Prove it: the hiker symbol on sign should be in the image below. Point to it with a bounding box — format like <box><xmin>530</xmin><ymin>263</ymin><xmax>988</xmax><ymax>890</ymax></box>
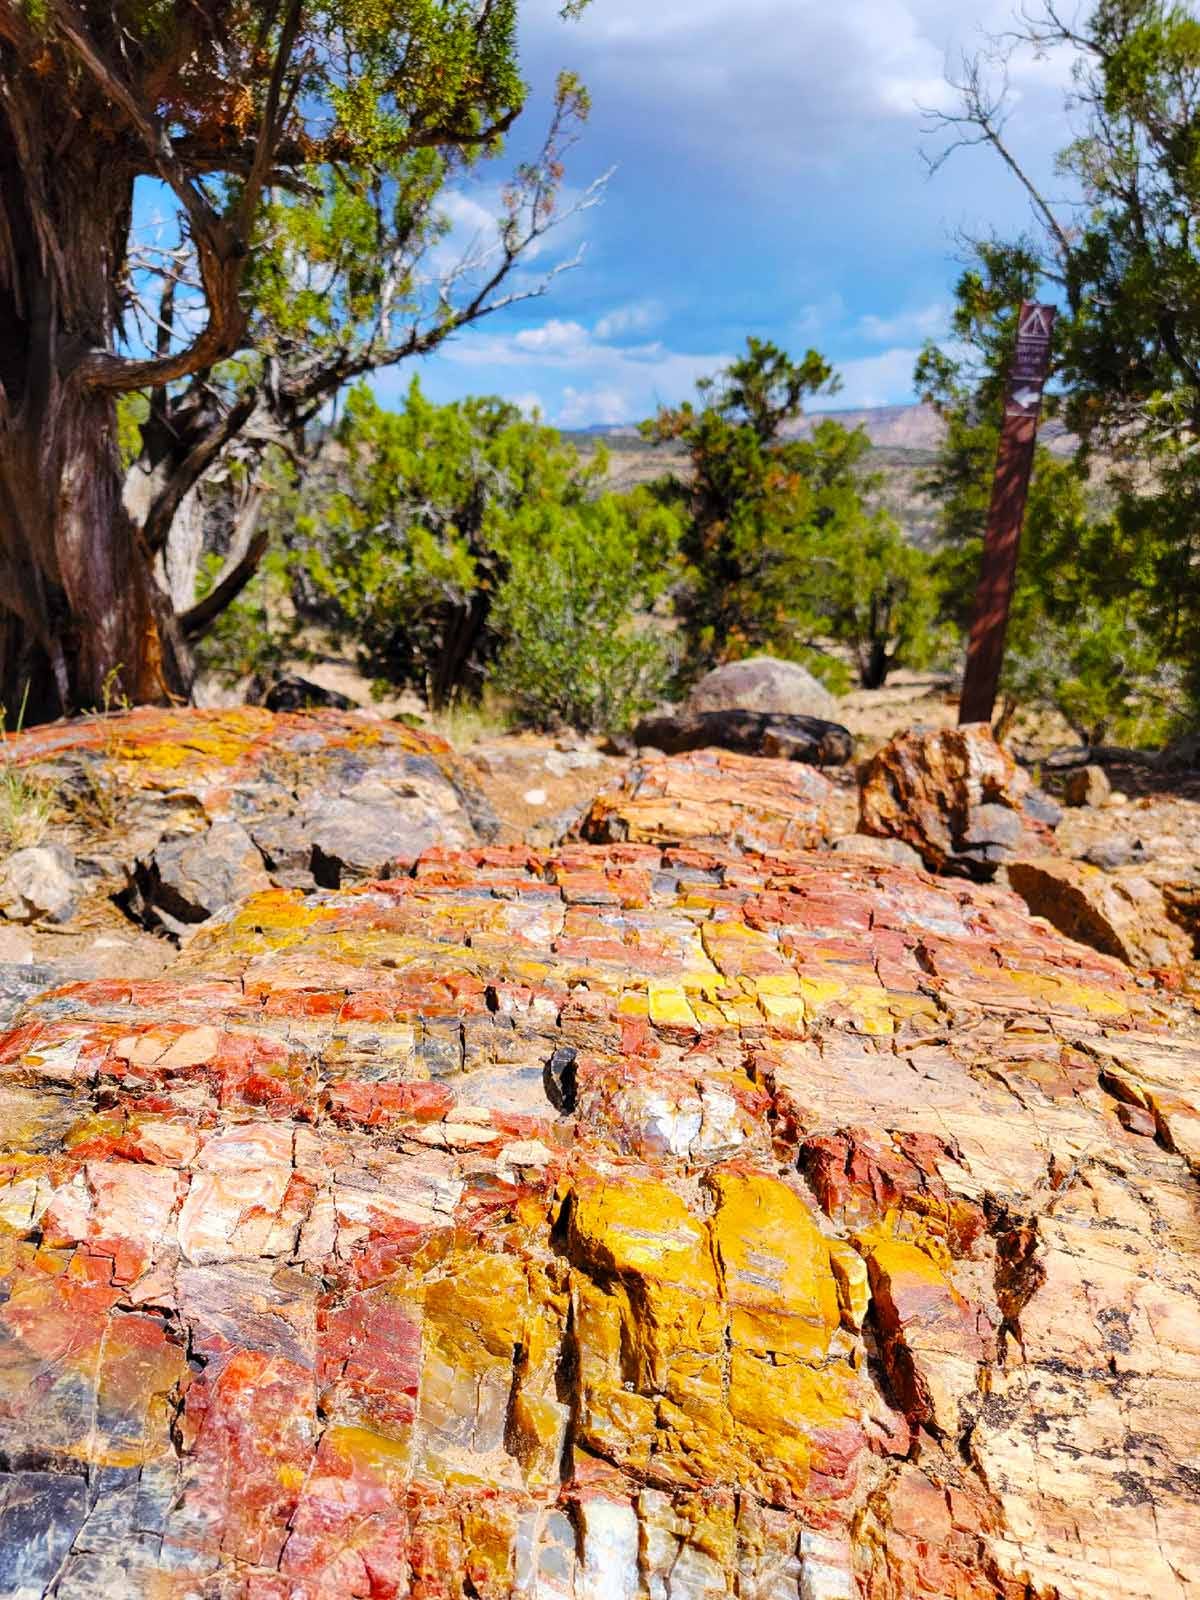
<box><xmin>1018</xmin><ymin>305</ymin><xmax>1054</xmax><ymax>341</ymax></box>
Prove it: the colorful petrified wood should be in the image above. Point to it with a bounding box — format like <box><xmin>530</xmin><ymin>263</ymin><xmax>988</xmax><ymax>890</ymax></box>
<box><xmin>0</xmin><ymin>842</ymin><xmax>1198</xmax><ymax>1598</ymax></box>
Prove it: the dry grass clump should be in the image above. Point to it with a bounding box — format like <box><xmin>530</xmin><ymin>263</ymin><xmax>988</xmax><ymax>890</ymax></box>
<box><xmin>0</xmin><ymin>765</ymin><xmax>55</xmax><ymax>851</ymax></box>
<box><xmin>425</xmin><ymin>696</ymin><xmax>510</xmax><ymax>750</ymax></box>
<box><xmin>0</xmin><ymin>686</ymin><xmax>57</xmax><ymax>850</ymax></box>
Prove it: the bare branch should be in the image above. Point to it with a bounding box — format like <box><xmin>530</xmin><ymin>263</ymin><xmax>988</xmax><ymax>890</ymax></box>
<box><xmin>922</xmin><ymin>51</ymin><xmax>1074</xmax><ymax>266</ymax></box>
<box><xmin>47</xmin><ymin>0</ymin><xmax>306</xmax><ymax>393</ymax></box>
<box><xmin>180</xmin><ymin>518</ymin><xmax>270</xmax><ymax>642</ymax></box>
<box><xmin>144</xmin><ymin>391</ymin><xmax>260</xmax><ymax>556</ymax></box>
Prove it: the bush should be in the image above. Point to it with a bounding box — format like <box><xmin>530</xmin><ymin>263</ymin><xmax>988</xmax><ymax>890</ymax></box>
<box><xmin>492</xmin><ymin>494</ymin><xmax>677</xmax><ymax>732</ymax></box>
<box><xmin>301</xmin><ymin>380</ymin><xmax>606</xmax><ymax>707</ymax></box>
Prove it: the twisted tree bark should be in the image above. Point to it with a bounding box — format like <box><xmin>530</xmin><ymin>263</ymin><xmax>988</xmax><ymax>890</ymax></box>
<box><xmin>0</xmin><ymin>87</ymin><xmax>190</xmax><ymax>720</ymax></box>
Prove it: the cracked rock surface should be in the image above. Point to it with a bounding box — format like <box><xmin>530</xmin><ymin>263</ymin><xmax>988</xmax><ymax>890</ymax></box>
<box><xmin>0</xmin><ymin>741</ymin><xmax>1197</xmax><ymax>1600</ymax></box>
<box><xmin>9</xmin><ymin>706</ymin><xmax>496</xmax><ymax>910</ymax></box>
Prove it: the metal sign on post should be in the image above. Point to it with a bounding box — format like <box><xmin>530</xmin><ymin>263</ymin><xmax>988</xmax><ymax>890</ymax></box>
<box><xmin>958</xmin><ymin>301</ymin><xmax>1057</xmax><ymax>727</ymax></box>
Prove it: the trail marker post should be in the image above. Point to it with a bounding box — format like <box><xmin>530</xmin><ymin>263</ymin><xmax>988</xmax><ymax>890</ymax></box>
<box><xmin>958</xmin><ymin>301</ymin><xmax>1057</xmax><ymax>727</ymax></box>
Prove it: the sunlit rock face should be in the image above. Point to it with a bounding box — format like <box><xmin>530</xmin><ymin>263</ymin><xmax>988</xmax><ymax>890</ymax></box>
<box><xmin>581</xmin><ymin>748</ymin><xmax>836</xmax><ymax>853</ymax></box>
<box><xmin>0</xmin><ymin>836</ymin><xmax>1198</xmax><ymax>1598</ymax></box>
<box><xmin>7</xmin><ymin>705</ymin><xmax>496</xmax><ymax>898</ymax></box>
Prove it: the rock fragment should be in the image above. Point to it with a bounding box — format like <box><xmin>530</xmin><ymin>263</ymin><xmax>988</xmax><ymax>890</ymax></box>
<box><xmin>0</xmin><ymin>844</ymin><xmax>80</xmax><ymax>923</ymax></box>
<box><xmin>581</xmin><ymin>748</ymin><xmax>834</xmax><ymax>852</ymax></box>
<box><xmin>832</xmin><ymin>833</ymin><xmax>924</xmax><ymax>870</ymax></box>
<box><xmin>1064</xmin><ymin>763</ymin><xmax>1113</xmax><ymax>807</ymax></box>
<box><xmin>1008</xmin><ymin>855</ymin><xmax>1197</xmax><ymax>971</ymax></box>
<box><xmin>858</xmin><ymin>723</ymin><xmax>1060</xmax><ymax>878</ymax></box>
<box><xmin>133</xmin><ymin>821</ymin><xmax>272</xmax><ymax>934</ymax></box>
<box><xmin>634</xmin><ymin>709</ymin><xmax>852</xmax><ymax>766</ymax></box>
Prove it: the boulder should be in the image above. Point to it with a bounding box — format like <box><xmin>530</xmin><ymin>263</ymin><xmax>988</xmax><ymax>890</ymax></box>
<box><xmin>0</xmin><ymin>845</ymin><xmax>80</xmax><ymax>923</ymax></box>
<box><xmin>685</xmin><ymin>655</ymin><xmax>840</xmax><ymax>721</ymax></box>
<box><xmin>580</xmin><ymin>748</ymin><xmax>834</xmax><ymax>852</ymax></box>
<box><xmin>859</xmin><ymin>723</ymin><xmax>1060</xmax><ymax>878</ymax></box>
<box><xmin>2</xmin><ymin>706</ymin><xmax>496</xmax><ymax>892</ymax></box>
<box><xmin>260</xmin><ymin>674</ymin><xmax>357</xmax><ymax>712</ymax></box>
<box><xmin>1064</xmin><ymin>763</ymin><xmax>1112</xmax><ymax>808</ymax></box>
<box><xmin>0</xmin><ymin>842</ymin><xmax>1195</xmax><ymax>1599</ymax></box>
<box><xmin>634</xmin><ymin>708</ymin><xmax>852</xmax><ymax>766</ymax></box>
<box><xmin>133</xmin><ymin>822</ymin><xmax>273</xmax><ymax>935</ymax></box>
<box><xmin>1009</xmin><ymin>855</ymin><xmax>1198</xmax><ymax>972</ymax></box>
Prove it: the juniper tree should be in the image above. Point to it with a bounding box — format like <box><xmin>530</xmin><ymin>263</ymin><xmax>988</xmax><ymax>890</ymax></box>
<box><xmin>0</xmin><ymin>0</ymin><xmax>593</xmax><ymax>717</ymax></box>
<box><xmin>922</xmin><ymin>0</ymin><xmax>1200</xmax><ymax>734</ymax></box>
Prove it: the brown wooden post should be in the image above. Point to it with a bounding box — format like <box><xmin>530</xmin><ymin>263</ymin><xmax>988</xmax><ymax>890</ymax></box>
<box><xmin>958</xmin><ymin>302</ymin><xmax>1057</xmax><ymax>727</ymax></box>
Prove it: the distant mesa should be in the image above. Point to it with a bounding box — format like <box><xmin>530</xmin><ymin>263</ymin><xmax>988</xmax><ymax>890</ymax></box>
<box><xmin>568</xmin><ymin>400</ymin><xmax>1074</xmax><ymax>455</ymax></box>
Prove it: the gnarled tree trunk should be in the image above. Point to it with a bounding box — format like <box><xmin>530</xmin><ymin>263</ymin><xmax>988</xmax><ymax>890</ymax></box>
<box><xmin>0</xmin><ymin>84</ymin><xmax>191</xmax><ymax>723</ymax></box>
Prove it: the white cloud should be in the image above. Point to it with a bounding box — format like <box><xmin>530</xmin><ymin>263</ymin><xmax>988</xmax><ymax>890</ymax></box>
<box><xmin>595</xmin><ymin>300</ymin><xmax>665</xmax><ymax>340</ymax></box>
<box><xmin>513</xmin><ymin>319</ymin><xmax>592</xmax><ymax>356</ymax></box>
<box><xmin>558</xmin><ymin>385</ymin><xmax>634</xmax><ymax>427</ymax></box>
<box><xmin>857</xmin><ymin>302</ymin><xmax>949</xmax><ymax>345</ymax></box>
<box><xmin>507</xmin><ymin>391</ymin><xmax>547</xmax><ymax>419</ymax></box>
<box><xmin>433</xmin><ymin>312</ymin><xmax>727</xmax><ymax>426</ymax></box>
<box><xmin>834</xmin><ymin>347</ymin><xmax>924</xmax><ymax>408</ymax></box>
<box><xmin>523</xmin><ymin>0</ymin><xmax>1076</xmax><ymax>194</ymax></box>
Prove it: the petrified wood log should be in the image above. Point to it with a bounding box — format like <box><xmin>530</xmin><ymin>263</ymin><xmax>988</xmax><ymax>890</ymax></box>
<box><xmin>859</xmin><ymin>722</ymin><xmax>1060</xmax><ymax>878</ymax></box>
<box><xmin>0</xmin><ymin>837</ymin><xmax>1197</xmax><ymax>1597</ymax></box>
<box><xmin>581</xmin><ymin>747</ymin><xmax>835</xmax><ymax>852</ymax></box>
<box><xmin>634</xmin><ymin>708</ymin><xmax>854</xmax><ymax>766</ymax></box>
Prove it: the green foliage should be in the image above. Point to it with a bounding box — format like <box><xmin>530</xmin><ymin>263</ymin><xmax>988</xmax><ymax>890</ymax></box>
<box><xmin>194</xmin><ymin>548</ymin><xmax>300</xmax><ymax>686</ymax></box>
<box><xmin>921</xmin><ymin>0</ymin><xmax>1200</xmax><ymax>740</ymax></box>
<box><xmin>304</xmin><ymin>380</ymin><xmax>601</xmax><ymax>704</ymax></box>
<box><xmin>1003</xmin><ymin>457</ymin><xmax>1181</xmax><ymax>745</ymax></box>
<box><xmin>492</xmin><ymin>494</ymin><xmax>677</xmax><ymax>732</ymax></box>
<box><xmin>299</xmin><ymin>381</ymin><xmax>681</xmax><ymax>727</ymax></box>
<box><xmin>0</xmin><ymin>684</ymin><xmax>54</xmax><ymax>849</ymax></box>
<box><xmin>817</xmin><ymin>514</ymin><xmax>950</xmax><ymax>691</ymax></box>
<box><xmin>915</xmin><ymin>252</ymin><xmax>1178</xmax><ymax>742</ymax></box>
<box><xmin>645</xmin><ymin>338</ymin><xmax>942</xmax><ymax>689</ymax></box>
<box><xmin>116</xmin><ymin>394</ymin><xmax>149</xmax><ymax>473</ymax></box>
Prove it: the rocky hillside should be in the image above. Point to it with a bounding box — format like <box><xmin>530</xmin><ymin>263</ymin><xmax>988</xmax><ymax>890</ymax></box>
<box><xmin>575</xmin><ymin>402</ymin><xmax>1075</xmax><ymax>546</ymax></box>
<box><xmin>0</xmin><ymin>707</ymin><xmax>1197</xmax><ymax>1599</ymax></box>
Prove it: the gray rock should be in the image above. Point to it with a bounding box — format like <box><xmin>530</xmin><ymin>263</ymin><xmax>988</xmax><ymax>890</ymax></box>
<box><xmin>634</xmin><ymin>709</ymin><xmax>852</xmax><ymax>767</ymax></box>
<box><xmin>1084</xmin><ymin>838</ymin><xmax>1147</xmax><ymax>871</ymax></box>
<box><xmin>0</xmin><ymin>844</ymin><xmax>81</xmax><ymax>923</ymax></box>
<box><xmin>1024</xmin><ymin>787</ymin><xmax>1064</xmax><ymax>827</ymax></box>
<box><xmin>304</xmin><ymin>796</ymin><xmax>456</xmax><ymax>885</ymax></box>
<box><xmin>544</xmin><ymin>747</ymin><xmax>605</xmax><ymax>777</ymax></box>
<box><xmin>261</xmin><ymin>674</ymin><xmax>357</xmax><ymax>712</ymax></box>
<box><xmin>0</xmin><ymin>962</ymin><xmax>65</xmax><ymax>1025</ymax></box>
<box><xmin>0</xmin><ymin>1472</ymin><xmax>90</xmax><ymax>1598</ymax></box>
<box><xmin>250</xmin><ymin>814</ymin><xmax>318</xmax><ymax>891</ymax></box>
<box><xmin>295</xmin><ymin>759</ymin><xmax>480</xmax><ymax>886</ymax></box>
<box><xmin>134</xmin><ymin>822</ymin><xmax>272</xmax><ymax>934</ymax></box>
<box><xmin>1064</xmin><ymin>764</ymin><xmax>1112</xmax><ymax>808</ymax></box>
<box><xmin>832</xmin><ymin>834</ymin><xmax>925</xmax><ymax>870</ymax></box>
<box><xmin>959</xmin><ymin>803</ymin><xmax>1027</xmax><ymax>852</ymax></box>
<box><xmin>686</xmin><ymin>657</ymin><xmax>839</xmax><ymax>722</ymax></box>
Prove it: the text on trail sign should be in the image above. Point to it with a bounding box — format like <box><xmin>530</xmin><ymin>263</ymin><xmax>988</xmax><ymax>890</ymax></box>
<box><xmin>1006</xmin><ymin>382</ymin><xmax>1044</xmax><ymax>417</ymax></box>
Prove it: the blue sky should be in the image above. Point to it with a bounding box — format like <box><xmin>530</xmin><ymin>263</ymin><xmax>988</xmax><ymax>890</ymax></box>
<box><xmin>398</xmin><ymin>0</ymin><xmax>1078</xmax><ymax>427</ymax></box>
